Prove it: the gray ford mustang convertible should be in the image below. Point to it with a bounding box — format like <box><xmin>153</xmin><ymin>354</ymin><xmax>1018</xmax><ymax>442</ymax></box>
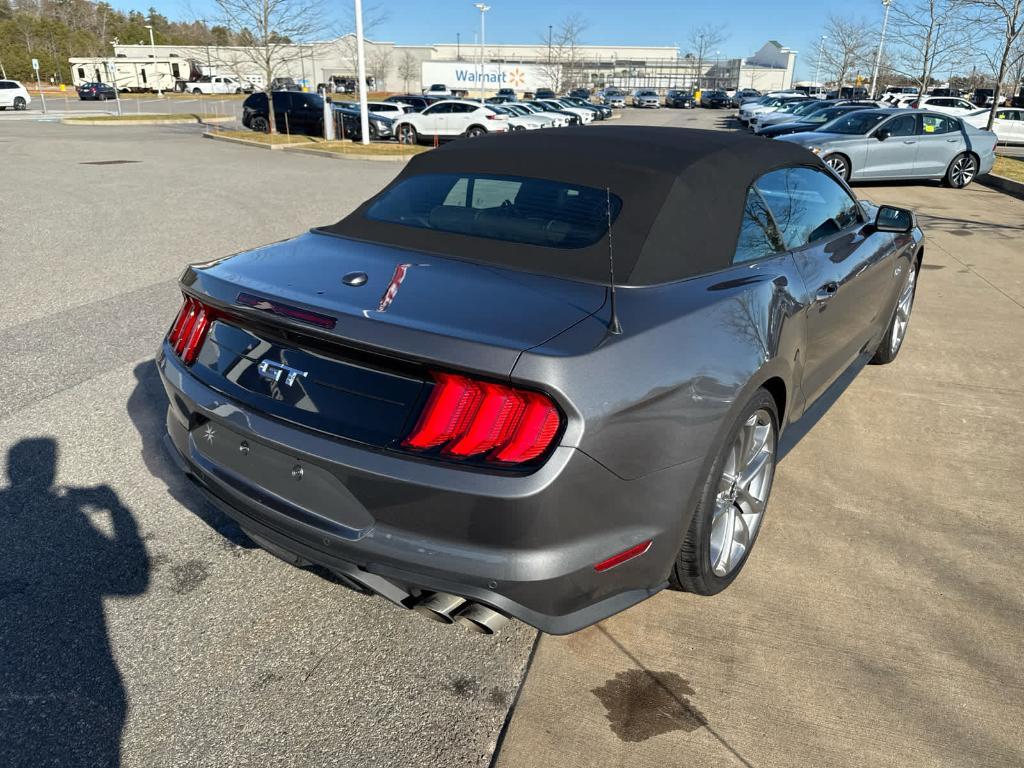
<box><xmin>158</xmin><ymin>127</ymin><xmax>924</xmax><ymax>635</ymax></box>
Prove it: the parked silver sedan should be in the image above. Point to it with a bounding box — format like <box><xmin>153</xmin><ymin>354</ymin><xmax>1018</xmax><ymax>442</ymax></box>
<box><xmin>776</xmin><ymin>109</ymin><xmax>996</xmax><ymax>187</ymax></box>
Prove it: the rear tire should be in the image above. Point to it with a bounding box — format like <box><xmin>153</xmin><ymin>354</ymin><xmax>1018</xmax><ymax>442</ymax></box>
<box><xmin>670</xmin><ymin>389</ymin><xmax>779</xmax><ymax>595</ymax></box>
<box><xmin>465</xmin><ymin>125</ymin><xmax>486</xmax><ymax>138</ymax></box>
<box><xmin>192</xmin><ymin>88</ymin><xmax>202</xmax><ymax>95</ymax></box>
<box><xmin>945</xmin><ymin>152</ymin><xmax>977</xmax><ymax>188</ymax></box>
<box><xmin>397</xmin><ymin>124</ymin><xmax>418</xmax><ymax>144</ymax></box>
<box><xmin>13</xmin><ymin>97</ymin><xmax>26</xmax><ymax>111</ymax></box>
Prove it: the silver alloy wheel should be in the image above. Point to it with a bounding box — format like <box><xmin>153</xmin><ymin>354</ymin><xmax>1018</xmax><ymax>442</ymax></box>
<box><xmin>709</xmin><ymin>409</ymin><xmax>775</xmax><ymax>577</ymax></box>
<box><xmin>950</xmin><ymin>154</ymin><xmax>976</xmax><ymax>187</ymax></box>
<box><xmin>398</xmin><ymin>124</ymin><xmax>416</xmax><ymax>144</ymax></box>
<box><xmin>824</xmin><ymin>154</ymin><xmax>849</xmax><ymax>179</ymax></box>
<box><xmin>890</xmin><ymin>266</ymin><xmax>917</xmax><ymax>354</ymax></box>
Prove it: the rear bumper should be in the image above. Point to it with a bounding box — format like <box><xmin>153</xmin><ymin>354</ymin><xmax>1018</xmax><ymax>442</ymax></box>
<box><xmin>158</xmin><ymin>347</ymin><xmax>698</xmax><ymax>634</ymax></box>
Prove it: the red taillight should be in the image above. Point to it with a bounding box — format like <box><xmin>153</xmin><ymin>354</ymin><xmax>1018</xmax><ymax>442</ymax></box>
<box><xmin>910</xmin><ymin>101</ymin><xmax>919</xmax><ymax>108</ymax></box>
<box><xmin>403</xmin><ymin>372</ymin><xmax>562</xmax><ymax>466</ymax></box>
<box><xmin>167</xmin><ymin>295</ymin><xmax>215</xmax><ymax>365</ymax></box>
<box><xmin>594</xmin><ymin>540</ymin><xmax>653</xmax><ymax>572</ymax></box>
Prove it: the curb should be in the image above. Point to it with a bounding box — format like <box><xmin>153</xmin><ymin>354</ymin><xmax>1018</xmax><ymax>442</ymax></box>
<box><xmin>202</xmin><ymin>131</ymin><xmax>282</xmax><ymax>149</ymax></box>
<box><xmin>978</xmin><ymin>173</ymin><xmax>1024</xmax><ymax>201</ymax></box>
<box><xmin>281</xmin><ymin>144</ymin><xmax>415</xmax><ymax>162</ymax></box>
<box><xmin>203</xmin><ymin>131</ymin><xmax>421</xmax><ymax>161</ymax></box>
<box><xmin>63</xmin><ymin>115</ymin><xmax>234</xmax><ymax>126</ymax></box>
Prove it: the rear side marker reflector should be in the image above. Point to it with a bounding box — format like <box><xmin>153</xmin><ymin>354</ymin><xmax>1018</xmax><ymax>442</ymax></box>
<box><xmin>594</xmin><ymin>540</ymin><xmax>653</xmax><ymax>572</ymax></box>
<box><xmin>403</xmin><ymin>372</ymin><xmax>562</xmax><ymax>466</ymax></box>
<box><xmin>167</xmin><ymin>296</ymin><xmax>216</xmax><ymax>365</ymax></box>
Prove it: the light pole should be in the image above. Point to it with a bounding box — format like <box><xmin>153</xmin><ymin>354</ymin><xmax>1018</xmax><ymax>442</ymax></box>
<box><xmin>869</xmin><ymin>0</ymin><xmax>893</xmax><ymax>100</ymax></box>
<box><xmin>354</xmin><ymin>0</ymin><xmax>370</xmax><ymax>144</ymax></box>
<box><xmin>145</xmin><ymin>23</ymin><xmax>162</xmax><ymax>95</ymax></box>
<box><xmin>457</xmin><ymin>33</ymin><xmax>461</xmax><ymax>61</ymax></box>
<box><xmin>814</xmin><ymin>35</ymin><xmax>827</xmax><ymax>92</ymax></box>
<box><xmin>474</xmin><ymin>3</ymin><xmax>490</xmax><ymax>101</ymax></box>
<box><xmin>548</xmin><ymin>24</ymin><xmax>552</xmax><ymax>64</ymax></box>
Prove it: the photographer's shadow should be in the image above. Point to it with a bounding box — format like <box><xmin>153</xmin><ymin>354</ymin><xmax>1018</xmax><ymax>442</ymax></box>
<box><xmin>0</xmin><ymin>438</ymin><xmax>149</xmax><ymax>767</ymax></box>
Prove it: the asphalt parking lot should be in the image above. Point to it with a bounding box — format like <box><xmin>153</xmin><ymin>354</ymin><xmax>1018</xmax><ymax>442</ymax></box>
<box><xmin>2</xmin><ymin>105</ymin><xmax>1022</xmax><ymax>767</ymax></box>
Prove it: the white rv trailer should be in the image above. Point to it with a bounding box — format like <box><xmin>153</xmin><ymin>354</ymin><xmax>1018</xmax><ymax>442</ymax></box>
<box><xmin>69</xmin><ymin>56</ymin><xmax>185</xmax><ymax>92</ymax></box>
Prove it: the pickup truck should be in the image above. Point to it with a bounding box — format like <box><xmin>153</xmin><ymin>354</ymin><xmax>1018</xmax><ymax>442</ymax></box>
<box><xmin>423</xmin><ymin>83</ymin><xmax>469</xmax><ymax>99</ymax></box>
<box><xmin>187</xmin><ymin>76</ymin><xmax>248</xmax><ymax>95</ymax></box>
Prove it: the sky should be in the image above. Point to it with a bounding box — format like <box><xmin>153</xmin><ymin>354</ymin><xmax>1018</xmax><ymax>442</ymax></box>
<box><xmin>108</xmin><ymin>0</ymin><xmax>890</xmax><ymax>81</ymax></box>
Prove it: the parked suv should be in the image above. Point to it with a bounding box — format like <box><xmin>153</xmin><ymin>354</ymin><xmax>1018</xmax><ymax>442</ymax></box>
<box><xmin>632</xmin><ymin>89</ymin><xmax>660</xmax><ymax>108</ymax></box>
<box><xmin>242</xmin><ymin>91</ymin><xmax>393</xmax><ymax>139</ymax></box>
<box><xmin>0</xmin><ymin>79</ymin><xmax>31</xmax><ymax>110</ymax></box>
<box><xmin>534</xmin><ymin>88</ymin><xmax>556</xmax><ymax>99</ymax></box>
<box><xmin>665</xmin><ymin>89</ymin><xmax>695</xmax><ymax>108</ymax></box>
<box><xmin>393</xmin><ymin>99</ymin><xmax>509</xmax><ymax>144</ymax></box>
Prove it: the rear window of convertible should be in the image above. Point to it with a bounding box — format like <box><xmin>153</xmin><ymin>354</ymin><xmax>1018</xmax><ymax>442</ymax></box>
<box><xmin>365</xmin><ymin>173</ymin><xmax>622</xmax><ymax>249</ymax></box>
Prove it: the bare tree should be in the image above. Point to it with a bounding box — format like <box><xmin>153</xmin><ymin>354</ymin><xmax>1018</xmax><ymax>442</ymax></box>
<box><xmin>397</xmin><ymin>49</ymin><xmax>418</xmax><ymax>92</ymax></box>
<box><xmin>332</xmin><ymin>2</ymin><xmax>387</xmax><ymax>84</ymax></box>
<box><xmin>888</xmin><ymin>0</ymin><xmax>975</xmax><ymax>92</ymax></box>
<box><xmin>210</xmin><ymin>0</ymin><xmax>323</xmax><ymax>132</ymax></box>
<box><xmin>367</xmin><ymin>45</ymin><xmax>390</xmax><ymax>91</ymax></box>
<box><xmin>970</xmin><ymin>0</ymin><xmax>1024</xmax><ymax>126</ymax></box>
<box><xmin>538</xmin><ymin>13</ymin><xmax>588</xmax><ymax>92</ymax></box>
<box><xmin>820</xmin><ymin>15</ymin><xmax>874</xmax><ymax>89</ymax></box>
<box><xmin>686</xmin><ymin>23</ymin><xmax>728</xmax><ymax>89</ymax></box>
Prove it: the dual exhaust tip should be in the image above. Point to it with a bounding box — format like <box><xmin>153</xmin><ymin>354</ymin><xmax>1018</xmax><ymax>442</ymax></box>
<box><xmin>413</xmin><ymin>592</ymin><xmax>510</xmax><ymax>635</ymax></box>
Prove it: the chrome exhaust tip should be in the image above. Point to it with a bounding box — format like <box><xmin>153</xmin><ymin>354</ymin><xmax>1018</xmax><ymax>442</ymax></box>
<box><xmin>455</xmin><ymin>603</ymin><xmax>510</xmax><ymax>635</ymax></box>
<box><xmin>412</xmin><ymin>592</ymin><xmax>466</xmax><ymax>624</ymax></box>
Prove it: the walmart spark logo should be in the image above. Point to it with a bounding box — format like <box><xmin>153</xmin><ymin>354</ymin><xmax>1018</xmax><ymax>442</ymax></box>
<box><xmin>507</xmin><ymin>67</ymin><xmax>526</xmax><ymax>87</ymax></box>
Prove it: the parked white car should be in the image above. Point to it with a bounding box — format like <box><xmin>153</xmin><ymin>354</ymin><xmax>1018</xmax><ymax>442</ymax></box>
<box><xmin>909</xmin><ymin>95</ymin><xmax>977</xmax><ymax>116</ymax></box>
<box><xmin>362</xmin><ymin>101</ymin><xmax>414</xmax><ymax>117</ymax></box>
<box><xmin>0</xmin><ymin>79</ymin><xmax>31</xmax><ymax>110</ymax></box>
<box><xmin>738</xmin><ymin>95</ymin><xmax>806</xmax><ymax>124</ymax></box>
<box><xmin>512</xmin><ymin>102</ymin><xmax>571</xmax><ymax>127</ymax></box>
<box><xmin>536</xmin><ymin>98</ymin><xmax>594</xmax><ymax>123</ymax></box>
<box><xmin>964</xmin><ymin>107</ymin><xmax>1024</xmax><ymax>144</ymax></box>
<box><xmin>491</xmin><ymin>105</ymin><xmax>548</xmax><ymax>130</ymax></box>
<box><xmin>393</xmin><ymin>99</ymin><xmax>508</xmax><ymax>143</ymax></box>
<box><xmin>501</xmin><ymin>103</ymin><xmax>560</xmax><ymax>127</ymax></box>
<box><xmin>188</xmin><ymin>76</ymin><xmax>247</xmax><ymax>95</ymax></box>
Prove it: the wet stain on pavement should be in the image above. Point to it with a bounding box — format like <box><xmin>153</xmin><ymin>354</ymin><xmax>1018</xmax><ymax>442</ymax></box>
<box><xmin>487</xmin><ymin>686</ymin><xmax>510</xmax><ymax>708</ymax></box>
<box><xmin>449</xmin><ymin>677</ymin><xmax>480</xmax><ymax>698</ymax></box>
<box><xmin>920</xmin><ymin>264</ymin><xmax>945</xmax><ymax>270</ymax></box>
<box><xmin>170</xmin><ymin>559</ymin><xmax>209</xmax><ymax>594</ymax></box>
<box><xmin>592</xmin><ymin>669</ymin><xmax>707</xmax><ymax>742</ymax></box>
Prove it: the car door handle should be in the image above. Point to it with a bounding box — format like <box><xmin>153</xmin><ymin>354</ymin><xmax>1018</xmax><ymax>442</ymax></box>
<box><xmin>903</xmin><ymin>139</ymin><xmax>917</xmax><ymax>144</ymax></box>
<box><xmin>946</xmin><ymin>138</ymin><xmax>959</xmax><ymax>142</ymax></box>
<box><xmin>815</xmin><ymin>282</ymin><xmax>839</xmax><ymax>302</ymax></box>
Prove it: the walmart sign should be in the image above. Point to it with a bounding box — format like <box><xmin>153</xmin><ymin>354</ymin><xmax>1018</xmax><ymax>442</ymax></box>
<box><xmin>421</xmin><ymin>62</ymin><xmax>550</xmax><ymax>93</ymax></box>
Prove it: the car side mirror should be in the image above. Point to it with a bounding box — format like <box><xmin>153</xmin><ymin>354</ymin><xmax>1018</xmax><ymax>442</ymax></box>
<box><xmin>875</xmin><ymin>205</ymin><xmax>914</xmax><ymax>233</ymax></box>
<box><xmin>876</xmin><ymin>128</ymin><xmax>890</xmax><ymax>141</ymax></box>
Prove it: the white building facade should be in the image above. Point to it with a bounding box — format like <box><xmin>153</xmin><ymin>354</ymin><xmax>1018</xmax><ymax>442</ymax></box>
<box><xmin>71</xmin><ymin>38</ymin><xmax>796</xmax><ymax>94</ymax></box>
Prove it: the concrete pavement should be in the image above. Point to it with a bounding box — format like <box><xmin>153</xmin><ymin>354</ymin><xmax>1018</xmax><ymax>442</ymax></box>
<box><xmin>0</xmin><ymin>121</ymin><xmax>535</xmax><ymax>768</ymax></box>
<box><xmin>496</xmin><ymin>146</ymin><xmax>1024</xmax><ymax>766</ymax></box>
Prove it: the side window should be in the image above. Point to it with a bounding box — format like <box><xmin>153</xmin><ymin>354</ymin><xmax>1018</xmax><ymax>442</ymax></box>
<box><xmin>996</xmin><ymin>110</ymin><xmax>1012</xmax><ymax>120</ymax></box>
<box><xmin>733</xmin><ymin>188</ymin><xmax>784</xmax><ymax>264</ymax></box>
<box><xmin>171</xmin><ymin>63</ymin><xmax>180</xmax><ymax>78</ymax></box>
<box><xmin>755</xmin><ymin>167</ymin><xmax>862</xmax><ymax>250</ymax></box>
<box><xmin>920</xmin><ymin>114</ymin><xmax>953</xmax><ymax>135</ymax></box>
<box><xmin>884</xmin><ymin>115</ymin><xmax>916</xmax><ymax>137</ymax></box>
<box><xmin>77</xmin><ymin>67</ymin><xmax>85</xmax><ymax>79</ymax></box>
<box><xmin>452</xmin><ymin>103</ymin><xmax>475</xmax><ymax>113</ymax></box>
<box><xmin>424</xmin><ymin>103</ymin><xmax>451</xmax><ymax>115</ymax></box>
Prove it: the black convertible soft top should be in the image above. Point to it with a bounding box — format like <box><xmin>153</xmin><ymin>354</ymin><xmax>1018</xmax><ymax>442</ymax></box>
<box><xmin>316</xmin><ymin>126</ymin><xmax>825</xmax><ymax>286</ymax></box>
